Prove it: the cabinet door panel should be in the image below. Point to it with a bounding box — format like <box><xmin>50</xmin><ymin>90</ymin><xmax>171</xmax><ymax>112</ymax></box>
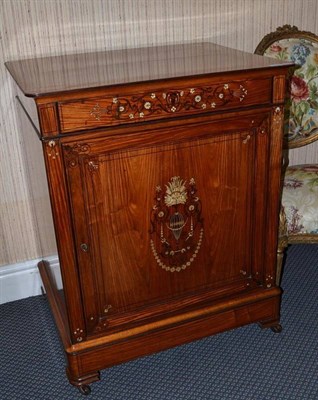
<box><xmin>63</xmin><ymin>116</ymin><xmax>269</xmax><ymax>334</ymax></box>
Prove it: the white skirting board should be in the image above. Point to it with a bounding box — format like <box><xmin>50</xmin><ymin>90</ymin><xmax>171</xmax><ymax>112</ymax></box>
<box><xmin>0</xmin><ymin>255</ymin><xmax>61</xmax><ymax>304</ymax></box>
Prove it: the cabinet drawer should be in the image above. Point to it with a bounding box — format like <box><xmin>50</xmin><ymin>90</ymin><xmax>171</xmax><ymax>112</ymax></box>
<box><xmin>58</xmin><ymin>78</ymin><xmax>272</xmax><ymax>133</ymax></box>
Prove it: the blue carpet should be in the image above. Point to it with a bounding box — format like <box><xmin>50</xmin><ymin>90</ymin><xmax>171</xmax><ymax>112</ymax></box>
<box><xmin>1</xmin><ymin>244</ymin><xmax>318</xmax><ymax>399</ymax></box>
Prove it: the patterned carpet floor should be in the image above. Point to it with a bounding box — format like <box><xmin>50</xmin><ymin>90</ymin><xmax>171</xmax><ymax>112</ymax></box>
<box><xmin>1</xmin><ymin>244</ymin><xmax>318</xmax><ymax>400</ymax></box>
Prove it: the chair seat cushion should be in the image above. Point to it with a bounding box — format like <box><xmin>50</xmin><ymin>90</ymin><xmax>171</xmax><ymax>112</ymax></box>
<box><xmin>282</xmin><ymin>164</ymin><xmax>318</xmax><ymax>235</ymax></box>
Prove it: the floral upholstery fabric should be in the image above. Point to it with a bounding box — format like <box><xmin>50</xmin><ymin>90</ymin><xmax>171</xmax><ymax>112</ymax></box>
<box><xmin>264</xmin><ymin>38</ymin><xmax>318</xmax><ymax>144</ymax></box>
<box><xmin>282</xmin><ymin>164</ymin><xmax>318</xmax><ymax>235</ymax></box>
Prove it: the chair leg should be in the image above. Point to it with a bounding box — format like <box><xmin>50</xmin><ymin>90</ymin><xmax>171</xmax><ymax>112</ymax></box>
<box><xmin>276</xmin><ymin>207</ymin><xmax>288</xmax><ymax>286</ymax></box>
<box><xmin>276</xmin><ymin>236</ymin><xmax>288</xmax><ymax>286</ymax></box>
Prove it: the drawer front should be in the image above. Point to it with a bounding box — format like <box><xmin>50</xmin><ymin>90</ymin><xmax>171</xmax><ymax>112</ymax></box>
<box><xmin>58</xmin><ymin>78</ymin><xmax>272</xmax><ymax>133</ymax></box>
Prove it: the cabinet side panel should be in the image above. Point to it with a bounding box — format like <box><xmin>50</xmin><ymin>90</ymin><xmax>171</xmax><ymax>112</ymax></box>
<box><xmin>16</xmin><ymin>98</ymin><xmax>57</xmax><ymax>258</ymax></box>
<box><xmin>16</xmin><ymin>85</ymin><xmax>40</xmax><ymax>133</ymax></box>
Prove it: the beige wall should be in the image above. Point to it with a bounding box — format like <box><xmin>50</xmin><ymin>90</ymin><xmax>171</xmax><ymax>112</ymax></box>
<box><xmin>1</xmin><ymin>0</ymin><xmax>318</xmax><ymax>266</ymax></box>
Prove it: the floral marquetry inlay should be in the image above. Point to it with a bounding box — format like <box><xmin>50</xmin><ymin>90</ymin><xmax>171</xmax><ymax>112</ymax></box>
<box><xmin>64</xmin><ymin>143</ymin><xmax>91</xmax><ymax>155</ymax></box>
<box><xmin>89</xmin><ymin>82</ymin><xmax>248</xmax><ymax>122</ymax></box>
<box><xmin>63</xmin><ymin>142</ymin><xmax>91</xmax><ymax>168</ymax></box>
<box><xmin>47</xmin><ymin>140</ymin><xmax>59</xmax><ymax>159</ymax></box>
<box><xmin>88</xmin><ymin>160</ymin><xmax>99</xmax><ymax>172</ymax></box>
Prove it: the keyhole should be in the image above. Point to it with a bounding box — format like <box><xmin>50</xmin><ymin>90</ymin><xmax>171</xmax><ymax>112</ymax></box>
<box><xmin>80</xmin><ymin>243</ymin><xmax>88</xmax><ymax>252</ymax></box>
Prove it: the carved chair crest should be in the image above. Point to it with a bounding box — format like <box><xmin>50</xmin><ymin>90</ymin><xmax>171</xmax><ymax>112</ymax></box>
<box><xmin>255</xmin><ymin>25</ymin><xmax>318</xmax><ymax>149</ymax></box>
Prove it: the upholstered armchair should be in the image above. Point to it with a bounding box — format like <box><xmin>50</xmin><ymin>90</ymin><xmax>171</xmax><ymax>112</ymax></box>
<box><xmin>255</xmin><ymin>25</ymin><xmax>318</xmax><ymax>285</ymax></box>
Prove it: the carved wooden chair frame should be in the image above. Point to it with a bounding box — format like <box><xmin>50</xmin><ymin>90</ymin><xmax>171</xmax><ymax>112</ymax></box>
<box><xmin>255</xmin><ymin>25</ymin><xmax>318</xmax><ymax>284</ymax></box>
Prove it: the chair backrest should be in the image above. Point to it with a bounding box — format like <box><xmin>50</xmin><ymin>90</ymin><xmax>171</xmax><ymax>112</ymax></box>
<box><xmin>255</xmin><ymin>25</ymin><xmax>318</xmax><ymax>149</ymax></box>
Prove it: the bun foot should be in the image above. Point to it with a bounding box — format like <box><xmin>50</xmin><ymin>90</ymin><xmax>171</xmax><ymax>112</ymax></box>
<box><xmin>78</xmin><ymin>385</ymin><xmax>91</xmax><ymax>395</ymax></box>
<box><xmin>270</xmin><ymin>324</ymin><xmax>282</xmax><ymax>333</ymax></box>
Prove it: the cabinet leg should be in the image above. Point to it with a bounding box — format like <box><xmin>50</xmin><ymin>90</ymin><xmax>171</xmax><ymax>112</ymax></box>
<box><xmin>78</xmin><ymin>385</ymin><xmax>91</xmax><ymax>395</ymax></box>
<box><xmin>66</xmin><ymin>368</ymin><xmax>100</xmax><ymax>394</ymax></box>
<box><xmin>258</xmin><ymin>320</ymin><xmax>283</xmax><ymax>333</ymax></box>
<box><xmin>270</xmin><ymin>323</ymin><xmax>283</xmax><ymax>333</ymax></box>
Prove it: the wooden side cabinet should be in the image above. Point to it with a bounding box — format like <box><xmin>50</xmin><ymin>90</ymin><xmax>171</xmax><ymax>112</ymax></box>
<box><xmin>6</xmin><ymin>42</ymin><xmax>293</xmax><ymax>394</ymax></box>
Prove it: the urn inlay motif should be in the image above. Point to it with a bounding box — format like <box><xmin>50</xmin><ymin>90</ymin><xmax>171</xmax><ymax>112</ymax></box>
<box><xmin>150</xmin><ymin>176</ymin><xmax>204</xmax><ymax>272</ymax></box>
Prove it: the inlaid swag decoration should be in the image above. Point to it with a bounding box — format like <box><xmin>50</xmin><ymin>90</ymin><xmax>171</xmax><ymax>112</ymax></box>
<box><xmin>255</xmin><ymin>25</ymin><xmax>318</xmax><ymax>148</ymax></box>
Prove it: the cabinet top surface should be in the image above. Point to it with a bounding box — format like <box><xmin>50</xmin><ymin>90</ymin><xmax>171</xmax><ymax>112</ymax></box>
<box><xmin>5</xmin><ymin>42</ymin><xmax>293</xmax><ymax>98</ymax></box>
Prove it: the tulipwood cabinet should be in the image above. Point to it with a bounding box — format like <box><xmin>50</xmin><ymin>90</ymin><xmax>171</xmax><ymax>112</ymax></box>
<box><xmin>6</xmin><ymin>42</ymin><xmax>292</xmax><ymax>394</ymax></box>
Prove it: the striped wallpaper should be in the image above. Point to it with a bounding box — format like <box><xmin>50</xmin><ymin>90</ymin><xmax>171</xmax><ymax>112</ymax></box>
<box><xmin>1</xmin><ymin>0</ymin><xmax>318</xmax><ymax>266</ymax></box>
